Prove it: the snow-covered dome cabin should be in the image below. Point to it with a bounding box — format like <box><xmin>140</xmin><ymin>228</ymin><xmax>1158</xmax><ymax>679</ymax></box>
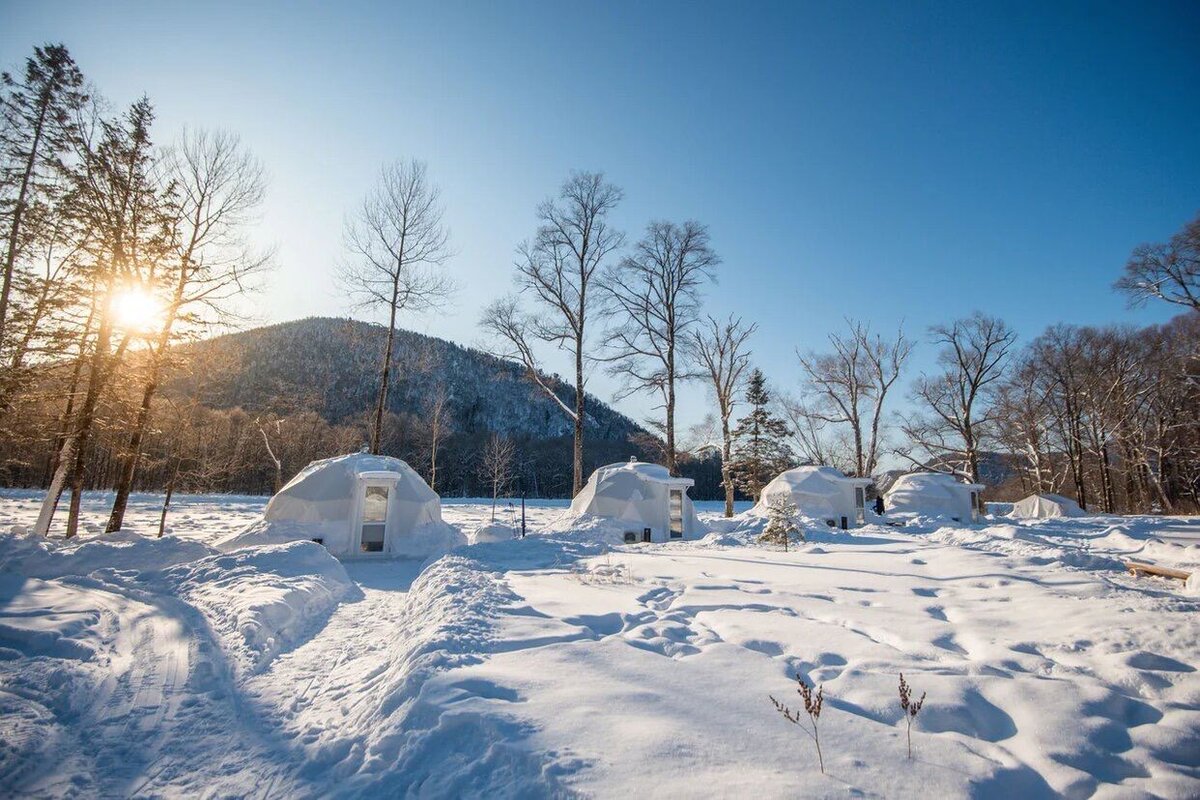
<box><xmin>1010</xmin><ymin>493</ymin><xmax>1085</xmax><ymax>519</ymax></box>
<box><xmin>754</xmin><ymin>466</ymin><xmax>873</xmax><ymax>528</ymax></box>
<box><xmin>568</xmin><ymin>460</ymin><xmax>703</xmax><ymax>543</ymax></box>
<box><xmin>883</xmin><ymin>471</ymin><xmax>985</xmax><ymax>523</ymax></box>
<box><xmin>219</xmin><ymin>453</ymin><xmax>464</xmax><ymax>558</ymax></box>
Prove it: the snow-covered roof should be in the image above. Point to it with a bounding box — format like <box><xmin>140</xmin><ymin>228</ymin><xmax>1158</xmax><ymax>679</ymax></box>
<box><xmin>884</xmin><ymin>471</ymin><xmax>982</xmax><ymax>519</ymax></box>
<box><xmin>1010</xmin><ymin>493</ymin><xmax>1085</xmax><ymax>519</ymax></box>
<box><xmin>768</xmin><ymin>465</ymin><xmax>872</xmax><ymax>492</ymax></box>
<box><xmin>888</xmin><ymin>472</ymin><xmax>985</xmax><ymax>493</ymax></box>
<box><xmin>593</xmin><ymin>460</ymin><xmax>694</xmax><ymax>487</ymax></box>
<box><xmin>753</xmin><ymin>465</ymin><xmax>870</xmax><ymax>521</ymax></box>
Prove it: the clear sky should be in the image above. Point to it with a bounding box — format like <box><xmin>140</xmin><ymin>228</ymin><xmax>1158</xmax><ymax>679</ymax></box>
<box><xmin>3</xmin><ymin>1</ymin><xmax>1198</xmax><ymax>439</ymax></box>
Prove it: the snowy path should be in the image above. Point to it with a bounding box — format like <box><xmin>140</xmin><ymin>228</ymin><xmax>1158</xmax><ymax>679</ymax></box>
<box><xmin>243</xmin><ymin>560</ymin><xmax>426</xmax><ymax>768</ymax></box>
<box><xmin>0</xmin><ymin>573</ymin><xmax>319</xmax><ymax>798</ymax></box>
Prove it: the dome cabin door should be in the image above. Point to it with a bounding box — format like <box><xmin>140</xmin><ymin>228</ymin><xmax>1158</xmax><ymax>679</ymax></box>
<box><xmin>357</xmin><ymin>483</ymin><xmax>391</xmax><ymax>553</ymax></box>
<box><xmin>669</xmin><ymin>489</ymin><xmax>685</xmax><ymax>539</ymax></box>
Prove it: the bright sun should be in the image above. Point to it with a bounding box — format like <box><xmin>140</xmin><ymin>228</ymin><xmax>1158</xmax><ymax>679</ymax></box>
<box><xmin>110</xmin><ymin>286</ymin><xmax>164</xmax><ymax>334</ymax></box>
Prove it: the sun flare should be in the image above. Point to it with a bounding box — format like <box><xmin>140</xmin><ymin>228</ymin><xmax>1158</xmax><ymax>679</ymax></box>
<box><xmin>110</xmin><ymin>286</ymin><xmax>164</xmax><ymax>334</ymax></box>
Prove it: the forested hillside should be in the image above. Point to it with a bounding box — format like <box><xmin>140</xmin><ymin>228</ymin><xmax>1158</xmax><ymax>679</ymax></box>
<box><xmin>172</xmin><ymin>317</ymin><xmax>644</xmax><ymax>442</ymax></box>
<box><xmin>0</xmin><ymin>317</ymin><xmax>682</xmax><ymax>498</ymax></box>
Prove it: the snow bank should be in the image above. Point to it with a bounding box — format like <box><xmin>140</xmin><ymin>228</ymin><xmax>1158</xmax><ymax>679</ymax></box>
<box><xmin>695</xmin><ymin>510</ymin><xmax>884</xmax><ymax>548</ymax></box>
<box><xmin>537</xmin><ymin>512</ymin><xmax>640</xmax><ymax>546</ymax></box>
<box><xmin>469</xmin><ymin>522</ymin><xmax>516</xmax><ymax>545</ymax></box>
<box><xmin>141</xmin><ymin>541</ymin><xmax>360</xmax><ymax>674</ymax></box>
<box><xmin>0</xmin><ymin>529</ymin><xmax>216</xmax><ymax>579</ymax></box>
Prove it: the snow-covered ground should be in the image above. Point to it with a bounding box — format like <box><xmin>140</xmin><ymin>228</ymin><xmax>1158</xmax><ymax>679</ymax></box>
<box><xmin>1</xmin><ymin>489</ymin><xmax>1197</xmax><ymax>798</ymax></box>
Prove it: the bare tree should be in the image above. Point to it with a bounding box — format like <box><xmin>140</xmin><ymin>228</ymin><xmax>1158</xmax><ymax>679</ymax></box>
<box><xmin>1115</xmin><ymin>213</ymin><xmax>1199</xmax><ymax>311</ymax></box>
<box><xmin>898</xmin><ymin>312</ymin><xmax>1016</xmax><ymax>486</ymax></box>
<box><xmin>690</xmin><ymin>314</ymin><xmax>755</xmax><ymax>516</ymax></box>
<box><xmin>423</xmin><ymin>382</ymin><xmax>452</xmax><ymax>492</ymax></box>
<box><xmin>479</xmin><ymin>431</ymin><xmax>516</xmax><ymax>522</ymax></box>
<box><xmin>256</xmin><ymin>415</ymin><xmax>285</xmax><ymax>494</ymax></box>
<box><xmin>604</xmin><ymin>220</ymin><xmax>718</xmax><ymax>472</ymax></box>
<box><xmin>777</xmin><ymin>393</ymin><xmax>853</xmax><ymax>473</ymax></box>
<box><xmin>993</xmin><ymin>354</ymin><xmax>1061</xmax><ymax>494</ymax></box>
<box><xmin>106</xmin><ymin>128</ymin><xmax>270</xmax><ymax>531</ymax></box>
<box><xmin>795</xmin><ymin>320</ymin><xmax>911</xmax><ymax>477</ymax></box>
<box><xmin>479</xmin><ymin>171</ymin><xmax>623</xmax><ymax>494</ymax></box>
<box><xmin>341</xmin><ymin>159</ymin><xmax>453</xmax><ymax>455</ymax></box>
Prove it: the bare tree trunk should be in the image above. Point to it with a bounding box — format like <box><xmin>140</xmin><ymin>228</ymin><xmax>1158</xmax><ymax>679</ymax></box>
<box><xmin>34</xmin><ymin>436</ymin><xmax>75</xmax><ymax>536</ymax></box>
<box><xmin>666</xmin><ymin>345</ymin><xmax>677</xmax><ymax>473</ymax></box>
<box><xmin>257</xmin><ymin>420</ymin><xmax>283</xmax><ymax>493</ymax></box>
<box><xmin>1099</xmin><ymin>440</ymin><xmax>1116</xmax><ymax>514</ymax></box>
<box><xmin>721</xmin><ymin>414</ymin><xmax>734</xmax><ymax>517</ymax></box>
<box><xmin>64</xmin><ymin>315</ymin><xmax>120</xmax><ymax>539</ymax></box>
<box><xmin>106</xmin><ymin>369</ymin><xmax>158</xmax><ymax>531</ymax></box>
<box><xmin>430</xmin><ymin>434</ymin><xmax>439</xmax><ymax>491</ymax></box>
<box><xmin>573</xmin><ymin>341</ymin><xmax>584</xmax><ymax>495</ymax></box>
<box><xmin>371</xmin><ymin>300</ymin><xmax>399</xmax><ymax>454</ymax></box>
<box><xmin>157</xmin><ymin>460</ymin><xmax>179</xmax><ymax>538</ymax></box>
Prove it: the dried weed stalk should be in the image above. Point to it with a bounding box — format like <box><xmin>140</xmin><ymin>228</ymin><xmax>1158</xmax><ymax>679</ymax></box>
<box><xmin>770</xmin><ymin>673</ymin><xmax>826</xmax><ymax>773</ymax></box>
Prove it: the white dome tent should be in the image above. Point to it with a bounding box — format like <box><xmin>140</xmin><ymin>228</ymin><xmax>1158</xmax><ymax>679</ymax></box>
<box><xmin>884</xmin><ymin>472</ymin><xmax>985</xmax><ymax>523</ymax></box>
<box><xmin>219</xmin><ymin>452</ymin><xmax>464</xmax><ymax>558</ymax></box>
<box><xmin>1010</xmin><ymin>493</ymin><xmax>1086</xmax><ymax>519</ymax></box>
<box><xmin>568</xmin><ymin>460</ymin><xmax>703</xmax><ymax>543</ymax></box>
<box><xmin>754</xmin><ymin>466</ymin><xmax>873</xmax><ymax>528</ymax></box>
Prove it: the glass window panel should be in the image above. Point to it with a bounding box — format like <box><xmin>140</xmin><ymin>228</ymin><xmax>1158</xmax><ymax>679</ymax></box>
<box><xmin>669</xmin><ymin>490</ymin><xmax>684</xmax><ymax>537</ymax></box>
<box><xmin>363</xmin><ymin>485</ymin><xmax>389</xmax><ymax>522</ymax></box>
<box><xmin>360</xmin><ymin>523</ymin><xmax>385</xmax><ymax>552</ymax></box>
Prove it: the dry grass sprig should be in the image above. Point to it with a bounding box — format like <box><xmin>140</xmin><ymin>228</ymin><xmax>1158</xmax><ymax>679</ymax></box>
<box><xmin>898</xmin><ymin>673</ymin><xmax>926</xmax><ymax>759</ymax></box>
<box><xmin>769</xmin><ymin>673</ymin><xmax>825</xmax><ymax>773</ymax></box>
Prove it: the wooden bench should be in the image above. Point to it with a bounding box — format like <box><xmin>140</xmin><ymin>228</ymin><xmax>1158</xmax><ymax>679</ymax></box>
<box><xmin>1125</xmin><ymin>561</ymin><xmax>1192</xmax><ymax>583</ymax></box>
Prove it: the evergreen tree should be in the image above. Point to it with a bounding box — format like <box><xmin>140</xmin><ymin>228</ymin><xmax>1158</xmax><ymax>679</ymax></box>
<box><xmin>760</xmin><ymin>492</ymin><xmax>802</xmax><ymax>550</ymax></box>
<box><xmin>0</xmin><ymin>44</ymin><xmax>87</xmax><ymax>350</ymax></box>
<box><xmin>728</xmin><ymin>368</ymin><xmax>793</xmax><ymax>500</ymax></box>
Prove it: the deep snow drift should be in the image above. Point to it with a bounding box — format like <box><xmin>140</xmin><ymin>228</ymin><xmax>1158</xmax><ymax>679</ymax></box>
<box><xmin>1</xmin><ymin>489</ymin><xmax>1198</xmax><ymax>798</ymax></box>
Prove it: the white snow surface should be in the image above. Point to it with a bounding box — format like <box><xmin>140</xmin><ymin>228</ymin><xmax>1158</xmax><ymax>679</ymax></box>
<box><xmin>1</xmin><ymin>489</ymin><xmax>1198</xmax><ymax>798</ymax></box>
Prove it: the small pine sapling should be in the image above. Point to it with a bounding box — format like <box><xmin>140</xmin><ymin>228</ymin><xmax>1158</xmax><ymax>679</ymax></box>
<box><xmin>769</xmin><ymin>673</ymin><xmax>825</xmax><ymax>773</ymax></box>
<box><xmin>760</xmin><ymin>493</ymin><xmax>802</xmax><ymax>551</ymax></box>
<box><xmin>898</xmin><ymin>673</ymin><xmax>926</xmax><ymax>759</ymax></box>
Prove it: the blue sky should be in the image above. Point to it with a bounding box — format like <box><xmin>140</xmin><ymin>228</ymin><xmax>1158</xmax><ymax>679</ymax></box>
<box><xmin>3</xmin><ymin>1</ymin><xmax>1197</xmax><ymax>438</ymax></box>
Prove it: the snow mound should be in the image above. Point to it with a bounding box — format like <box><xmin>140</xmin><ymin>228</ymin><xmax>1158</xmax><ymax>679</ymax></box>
<box><xmin>695</xmin><ymin>511</ymin><xmax>873</xmax><ymax>548</ymax></box>
<box><xmin>142</xmin><ymin>541</ymin><xmax>360</xmax><ymax>673</ymax></box>
<box><xmin>538</xmin><ymin>512</ymin><xmax>640</xmax><ymax>546</ymax></box>
<box><xmin>0</xmin><ymin>529</ymin><xmax>217</xmax><ymax>580</ymax></box>
<box><xmin>469</xmin><ymin>522</ymin><xmax>516</xmax><ymax>545</ymax></box>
